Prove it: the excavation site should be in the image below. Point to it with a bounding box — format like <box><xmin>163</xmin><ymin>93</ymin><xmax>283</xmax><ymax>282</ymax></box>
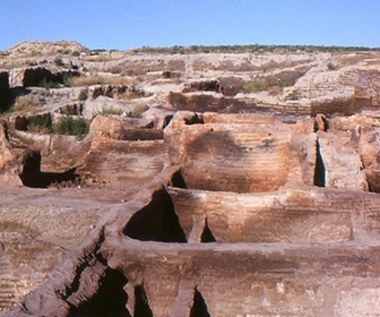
<box><xmin>1</xmin><ymin>41</ymin><xmax>380</xmax><ymax>316</ymax></box>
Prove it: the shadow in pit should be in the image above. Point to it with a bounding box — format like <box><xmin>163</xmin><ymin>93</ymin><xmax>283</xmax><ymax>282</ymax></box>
<box><xmin>1</xmin><ymin>87</ymin><xmax>31</xmax><ymax>113</ymax></box>
<box><xmin>201</xmin><ymin>218</ymin><xmax>216</xmax><ymax>243</ymax></box>
<box><xmin>69</xmin><ymin>268</ymin><xmax>130</xmax><ymax>317</ymax></box>
<box><xmin>190</xmin><ymin>289</ymin><xmax>211</xmax><ymax>317</ymax></box>
<box><xmin>20</xmin><ymin>151</ymin><xmax>78</xmax><ymax>188</ymax></box>
<box><xmin>170</xmin><ymin>170</ymin><xmax>187</xmax><ymax>189</ymax></box>
<box><xmin>123</xmin><ymin>188</ymin><xmax>187</xmax><ymax>242</ymax></box>
<box><xmin>314</xmin><ymin>140</ymin><xmax>326</xmax><ymax>187</ymax></box>
<box><xmin>134</xmin><ymin>285</ymin><xmax>154</xmax><ymax>317</ymax></box>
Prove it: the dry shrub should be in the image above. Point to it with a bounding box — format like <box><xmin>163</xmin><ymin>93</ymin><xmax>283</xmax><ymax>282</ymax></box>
<box><xmin>110</xmin><ymin>76</ymin><xmax>137</xmax><ymax>85</ymax></box>
<box><xmin>99</xmin><ymin>106</ymin><xmax>123</xmax><ymax>116</ymax></box>
<box><xmin>338</xmin><ymin>54</ymin><xmax>367</xmax><ymax>67</ymax></box>
<box><xmin>81</xmin><ymin>55</ymin><xmax>114</xmax><ymax>62</ymax></box>
<box><xmin>68</xmin><ymin>74</ymin><xmax>135</xmax><ymax>87</ymax></box>
<box><xmin>12</xmin><ymin>95</ymin><xmax>40</xmax><ymax>112</ymax></box>
<box><xmin>192</xmin><ymin>60</ymin><xmax>211</xmax><ymax>71</ymax></box>
<box><xmin>167</xmin><ymin>59</ymin><xmax>185</xmax><ymax>71</ymax></box>
<box><xmin>260</xmin><ymin>59</ymin><xmax>280</xmax><ymax>72</ymax></box>
<box><xmin>0</xmin><ymin>51</ymin><xmax>9</xmax><ymax>58</ymax></box>
<box><xmin>0</xmin><ymin>220</ymin><xmax>40</xmax><ymax>238</ymax></box>
<box><xmin>118</xmin><ymin>104</ymin><xmax>148</xmax><ymax>118</ymax></box>
<box><xmin>108</xmin><ymin>65</ymin><xmax>124</xmax><ymax>74</ymax></box>
<box><xmin>132</xmin><ymin>103</ymin><xmax>148</xmax><ymax>114</ymax></box>
<box><xmin>240</xmin><ymin>79</ymin><xmax>269</xmax><ymax>93</ymax></box>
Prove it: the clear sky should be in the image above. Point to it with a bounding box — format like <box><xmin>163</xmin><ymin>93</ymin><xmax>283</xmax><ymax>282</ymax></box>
<box><xmin>1</xmin><ymin>0</ymin><xmax>380</xmax><ymax>51</ymax></box>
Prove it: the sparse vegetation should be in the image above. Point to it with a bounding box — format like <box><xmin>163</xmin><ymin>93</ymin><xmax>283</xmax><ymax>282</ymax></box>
<box><xmin>65</xmin><ymin>75</ymin><xmax>107</xmax><ymax>86</ymax></box>
<box><xmin>123</xmin><ymin>110</ymin><xmax>142</xmax><ymax>118</ymax></box>
<box><xmin>128</xmin><ymin>103</ymin><xmax>148</xmax><ymax>117</ymax></box>
<box><xmin>133</xmin><ymin>44</ymin><xmax>380</xmax><ymax>54</ymax></box>
<box><xmin>62</xmin><ymin>74</ymin><xmax>74</xmax><ymax>87</ymax></box>
<box><xmin>53</xmin><ymin>116</ymin><xmax>90</xmax><ymax>139</ymax></box>
<box><xmin>12</xmin><ymin>95</ymin><xmax>40</xmax><ymax>112</ymax></box>
<box><xmin>27</xmin><ymin>115</ymin><xmax>52</xmax><ymax>134</ymax></box>
<box><xmin>80</xmin><ymin>51</ymin><xmax>122</xmax><ymax>62</ymax></box>
<box><xmin>0</xmin><ymin>51</ymin><xmax>9</xmax><ymax>57</ymax></box>
<box><xmin>240</xmin><ymin>80</ymin><xmax>269</xmax><ymax>93</ymax></box>
<box><xmin>99</xmin><ymin>106</ymin><xmax>123</xmax><ymax>116</ymax></box>
<box><xmin>39</xmin><ymin>77</ymin><xmax>60</xmax><ymax>89</ymax></box>
<box><xmin>108</xmin><ymin>65</ymin><xmax>124</xmax><ymax>74</ymax></box>
<box><xmin>65</xmin><ymin>74</ymin><xmax>134</xmax><ymax>87</ymax></box>
<box><xmin>72</xmin><ymin>51</ymin><xmax>81</xmax><ymax>57</ymax></box>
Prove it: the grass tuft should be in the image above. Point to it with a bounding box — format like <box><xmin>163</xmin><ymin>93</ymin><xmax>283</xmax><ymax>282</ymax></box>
<box><xmin>53</xmin><ymin>116</ymin><xmax>89</xmax><ymax>139</ymax></box>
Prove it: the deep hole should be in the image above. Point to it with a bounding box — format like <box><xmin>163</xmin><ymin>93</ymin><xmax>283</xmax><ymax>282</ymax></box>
<box><xmin>314</xmin><ymin>140</ymin><xmax>326</xmax><ymax>187</ymax></box>
<box><xmin>134</xmin><ymin>285</ymin><xmax>153</xmax><ymax>317</ymax></box>
<box><xmin>201</xmin><ymin>219</ymin><xmax>216</xmax><ymax>243</ymax></box>
<box><xmin>170</xmin><ymin>170</ymin><xmax>187</xmax><ymax>189</ymax></box>
<box><xmin>123</xmin><ymin>188</ymin><xmax>187</xmax><ymax>242</ymax></box>
<box><xmin>190</xmin><ymin>289</ymin><xmax>211</xmax><ymax>317</ymax></box>
<box><xmin>19</xmin><ymin>151</ymin><xmax>78</xmax><ymax>188</ymax></box>
<box><xmin>69</xmin><ymin>268</ymin><xmax>130</xmax><ymax>317</ymax></box>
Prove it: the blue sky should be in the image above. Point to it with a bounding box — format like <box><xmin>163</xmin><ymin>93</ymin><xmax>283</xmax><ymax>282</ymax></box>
<box><xmin>1</xmin><ymin>0</ymin><xmax>380</xmax><ymax>50</ymax></box>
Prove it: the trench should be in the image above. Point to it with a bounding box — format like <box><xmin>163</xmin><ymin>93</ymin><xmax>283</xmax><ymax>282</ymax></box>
<box><xmin>19</xmin><ymin>151</ymin><xmax>79</xmax><ymax>188</ymax></box>
<box><xmin>123</xmin><ymin>189</ymin><xmax>187</xmax><ymax>242</ymax></box>
<box><xmin>69</xmin><ymin>268</ymin><xmax>130</xmax><ymax>317</ymax></box>
<box><xmin>313</xmin><ymin>139</ymin><xmax>326</xmax><ymax>187</ymax></box>
<box><xmin>190</xmin><ymin>289</ymin><xmax>211</xmax><ymax>317</ymax></box>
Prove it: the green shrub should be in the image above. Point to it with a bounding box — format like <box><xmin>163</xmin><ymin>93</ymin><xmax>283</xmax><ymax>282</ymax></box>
<box><xmin>39</xmin><ymin>77</ymin><xmax>60</xmax><ymax>89</ymax></box>
<box><xmin>27</xmin><ymin>115</ymin><xmax>52</xmax><ymax>133</ymax></box>
<box><xmin>327</xmin><ymin>61</ymin><xmax>337</xmax><ymax>70</ymax></box>
<box><xmin>277</xmin><ymin>79</ymin><xmax>289</xmax><ymax>88</ymax></box>
<box><xmin>78</xmin><ymin>90</ymin><xmax>88</xmax><ymax>101</ymax></box>
<box><xmin>54</xmin><ymin>57</ymin><xmax>64</xmax><ymax>67</ymax></box>
<box><xmin>53</xmin><ymin>116</ymin><xmax>89</xmax><ymax>139</ymax></box>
